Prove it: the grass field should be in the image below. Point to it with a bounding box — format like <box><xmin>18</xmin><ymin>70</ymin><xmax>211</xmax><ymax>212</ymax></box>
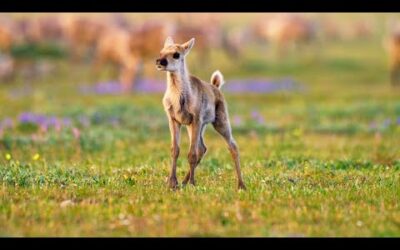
<box><xmin>1</xmin><ymin>14</ymin><xmax>400</xmax><ymax>236</ymax></box>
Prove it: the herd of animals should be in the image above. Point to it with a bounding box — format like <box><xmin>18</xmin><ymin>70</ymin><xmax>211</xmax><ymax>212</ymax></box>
<box><xmin>0</xmin><ymin>13</ymin><xmax>400</xmax><ymax>89</ymax></box>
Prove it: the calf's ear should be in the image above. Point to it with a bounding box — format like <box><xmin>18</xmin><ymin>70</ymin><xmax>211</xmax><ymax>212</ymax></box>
<box><xmin>164</xmin><ymin>36</ymin><xmax>174</xmax><ymax>47</ymax></box>
<box><xmin>182</xmin><ymin>38</ymin><xmax>195</xmax><ymax>55</ymax></box>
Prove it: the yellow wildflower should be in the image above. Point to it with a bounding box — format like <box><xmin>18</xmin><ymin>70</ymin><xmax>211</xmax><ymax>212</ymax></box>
<box><xmin>293</xmin><ymin>127</ymin><xmax>303</xmax><ymax>137</ymax></box>
<box><xmin>33</xmin><ymin>153</ymin><xmax>40</xmax><ymax>161</ymax></box>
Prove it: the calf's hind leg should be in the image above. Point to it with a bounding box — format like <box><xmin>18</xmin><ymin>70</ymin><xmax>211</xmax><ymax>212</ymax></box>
<box><xmin>212</xmin><ymin>102</ymin><xmax>246</xmax><ymax>190</ymax></box>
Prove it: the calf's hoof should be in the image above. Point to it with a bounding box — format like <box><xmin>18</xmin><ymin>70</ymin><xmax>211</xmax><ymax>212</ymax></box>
<box><xmin>238</xmin><ymin>182</ymin><xmax>247</xmax><ymax>191</ymax></box>
<box><xmin>182</xmin><ymin>175</ymin><xmax>189</xmax><ymax>186</ymax></box>
<box><xmin>167</xmin><ymin>177</ymin><xmax>179</xmax><ymax>190</ymax></box>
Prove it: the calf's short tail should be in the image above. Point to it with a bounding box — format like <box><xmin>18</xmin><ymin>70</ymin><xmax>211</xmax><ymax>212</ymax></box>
<box><xmin>210</xmin><ymin>70</ymin><xmax>225</xmax><ymax>89</ymax></box>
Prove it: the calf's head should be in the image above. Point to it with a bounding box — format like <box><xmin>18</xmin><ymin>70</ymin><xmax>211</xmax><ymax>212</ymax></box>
<box><xmin>156</xmin><ymin>36</ymin><xmax>195</xmax><ymax>72</ymax></box>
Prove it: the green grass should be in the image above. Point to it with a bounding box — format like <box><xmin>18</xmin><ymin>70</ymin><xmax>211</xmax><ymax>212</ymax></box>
<box><xmin>0</xmin><ymin>14</ymin><xmax>400</xmax><ymax>236</ymax></box>
<box><xmin>11</xmin><ymin>42</ymin><xmax>67</xmax><ymax>60</ymax></box>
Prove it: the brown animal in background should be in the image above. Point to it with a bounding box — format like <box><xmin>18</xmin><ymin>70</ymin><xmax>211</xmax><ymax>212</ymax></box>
<box><xmin>221</xmin><ymin>27</ymin><xmax>248</xmax><ymax>58</ymax></box>
<box><xmin>14</xmin><ymin>15</ymin><xmax>64</xmax><ymax>45</ymax></box>
<box><xmin>37</xmin><ymin>15</ymin><xmax>64</xmax><ymax>43</ymax></box>
<box><xmin>15</xmin><ymin>17</ymin><xmax>43</xmax><ymax>44</ymax></box>
<box><xmin>252</xmin><ymin>14</ymin><xmax>317</xmax><ymax>55</ymax></box>
<box><xmin>319</xmin><ymin>18</ymin><xmax>343</xmax><ymax>41</ymax></box>
<box><xmin>0</xmin><ymin>18</ymin><xmax>21</xmax><ymax>80</ymax></box>
<box><xmin>156</xmin><ymin>37</ymin><xmax>246</xmax><ymax>190</ymax></box>
<box><xmin>172</xmin><ymin>14</ymin><xmax>241</xmax><ymax>64</ymax></box>
<box><xmin>387</xmin><ymin>31</ymin><xmax>400</xmax><ymax>86</ymax></box>
<box><xmin>0</xmin><ymin>22</ymin><xmax>13</xmax><ymax>53</ymax></box>
<box><xmin>108</xmin><ymin>13</ymin><xmax>132</xmax><ymax>30</ymax></box>
<box><xmin>0</xmin><ymin>16</ymin><xmax>21</xmax><ymax>53</ymax></box>
<box><xmin>0</xmin><ymin>54</ymin><xmax>14</xmax><ymax>80</ymax></box>
<box><xmin>252</xmin><ymin>17</ymin><xmax>272</xmax><ymax>43</ymax></box>
<box><xmin>339</xmin><ymin>20</ymin><xmax>375</xmax><ymax>41</ymax></box>
<box><xmin>93</xmin><ymin>20</ymin><xmax>168</xmax><ymax>91</ymax></box>
<box><xmin>173</xmin><ymin>25</ymin><xmax>213</xmax><ymax>63</ymax></box>
<box><xmin>61</xmin><ymin>15</ymin><xmax>107</xmax><ymax>61</ymax></box>
<box><xmin>129</xmin><ymin>20</ymin><xmax>170</xmax><ymax>62</ymax></box>
<box><xmin>351</xmin><ymin>20</ymin><xmax>374</xmax><ymax>40</ymax></box>
<box><xmin>94</xmin><ymin>27</ymin><xmax>139</xmax><ymax>91</ymax></box>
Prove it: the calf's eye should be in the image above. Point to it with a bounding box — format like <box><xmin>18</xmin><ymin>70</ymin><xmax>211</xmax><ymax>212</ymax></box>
<box><xmin>173</xmin><ymin>52</ymin><xmax>180</xmax><ymax>59</ymax></box>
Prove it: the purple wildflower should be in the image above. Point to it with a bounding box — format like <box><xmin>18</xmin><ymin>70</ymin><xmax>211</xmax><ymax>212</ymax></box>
<box><xmin>224</xmin><ymin>78</ymin><xmax>304</xmax><ymax>93</ymax></box>
<box><xmin>232</xmin><ymin>115</ymin><xmax>243</xmax><ymax>126</ymax></box>
<box><xmin>109</xmin><ymin>117</ymin><xmax>120</xmax><ymax>126</ymax></box>
<box><xmin>1</xmin><ymin>117</ymin><xmax>14</xmax><ymax>129</ymax></box>
<box><xmin>78</xmin><ymin>115</ymin><xmax>90</xmax><ymax>127</ymax></box>
<box><xmin>78</xmin><ymin>77</ymin><xmax>305</xmax><ymax>95</ymax></box>
<box><xmin>95</xmin><ymin>81</ymin><xmax>125</xmax><ymax>94</ymax></box>
<box><xmin>62</xmin><ymin>118</ymin><xmax>72</xmax><ymax>127</ymax></box>
<box><xmin>19</xmin><ymin>113</ymin><xmax>48</xmax><ymax>126</ymax></box>
<box><xmin>47</xmin><ymin>116</ymin><xmax>58</xmax><ymax>128</ymax></box>
<box><xmin>251</xmin><ymin>110</ymin><xmax>265</xmax><ymax>125</ymax></box>
<box><xmin>78</xmin><ymin>81</ymin><xmax>123</xmax><ymax>95</ymax></box>
<box><xmin>14</xmin><ymin>112</ymin><xmax>77</xmax><ymax>134</ymax></box>
<box><xmin>36</xmin><ymin>115</ymin><xmax>47</xmax><ymax>124</ymax></box>
<box><xmin>251</xmin><ymin>110</ymin><xmax>260</xmax><ymax>119</ymax></box>
<box><xmin>19</xmin><ymin>112</ymin><xmax>36</xmax><ymax>123</ymax></box>
<box><xmin>87</xmin><ymin>79</ymin><xmax>165</xmax><ymax>94</ymax></box>
<box><xmin>382</xmin><ymin>118</ymin><xmax>391</xmax><ymax>129</ymax></box>
<box><xmin>135</xmin><ymin>78</ymin><xmax>165</xmax><ymax>93</ymax></box>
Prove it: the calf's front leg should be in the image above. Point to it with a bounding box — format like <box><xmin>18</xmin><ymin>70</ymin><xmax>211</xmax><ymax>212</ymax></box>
<box><xmin>167</xmin><ymin>116</ymin><xmax>181</xmax><ymax>189</ymax></box>
<box><xmin>182</xmin><ymin>124</ymin><xmax>207</xmax><ymax>185</ymax></box>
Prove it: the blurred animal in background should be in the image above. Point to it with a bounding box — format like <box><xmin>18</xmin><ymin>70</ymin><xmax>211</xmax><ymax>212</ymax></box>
<box><xmin>0</xmin><ymin>17</ymin><xmax>14</xmax><ymax>54</ymax></box>
<box><xmin>94</xmin><ymin>13</ymin><xmax>247</xmax><ymax>91</ymax></box>
<box><xmin>0</xmin><ymin>54</ymin><xmax>14</xmax><ymax>81</ymax></box>
<box><xmin>315</xmin><ymin>17</ymin><xmax>375</xmax><ymax>43</ymax></box>
<box><xmin>108</xmin><ymin>13</ymin><xmax>132</xmax><ymax>30</ymax></box>
<box><xmin>94</xmin><ymin>13</ymin><xmax>246</xmax><ymax>91</ymax></box>
<box><xmin>0</xmin><ymin>17</ymin><xmax>39</xmax><ymax>80</ymax></box>
<box><xmin>385</xmin><ymin>19</ymin><xmax>400</xmax><ymax>87</ymax></box>
<box><xmin>252</xmin><ymin>14</ymin><xmax>318</xmax><ymax>56</ymax></box>
<box><xmin>61</xmin><ymin>15</ymin><xmax>107</xmax><ymax>62</ymax></box>
<box><xmin>37</xmin><ymin>15</ymin><xmax>64</xmax><ymax>43</ymax></box>
<box><xmin>352</xmin><ymin>20</ymin><xmax>375</xmax><ymax>40</ymax></box>
<box><xmin>9</xmin><ymin>15</ymin><xmax>64</xmax><ymax>46</ymax></box>
<box><xmin>14</xmin><ymin>17</ymin><xmax>43</xmax><ymax>44</ymax></box>
<box><xmin>94</xmin><ymin>26</ymin><xmax>139</xmax><ymax>91</ymax></box>
<box><xmin>252</xmin><ymin>16</ymin><xmax>272</xmax><ymax>44</ymax></box>
<box><xmin>1</xmin><ymin>13</ymin><xmax>386</xmax><ymax>88</ymax></box>
<box><xmin>93</xmin><ymin>19</ymin><xmax>169</xmax><ymax>91</ymax></box>
<box><xmin>129</xmin><ymin>19</ymin><xmax>171</xmax><ymax>67</ymax></box>
<box><xmin>2</xmin><ymin>15</ymin><xmax>65</xmax><ymax>80</ymax></box>
<box><xmin>172</xmin><ymin>14</ymin><xmax>243</xmax><ymax>65</ymax></box>
<box><xmin>342</xmin><ymin>19</ymin><xmax>375</xmax><ymax>41</ymax></box>
<box><xmin>172</xmin><ymin>24</ymin><xmax>214</xmax><ymax>64</ymax></box>
<box><xmin>220</xmin><ymin>27</ymin><xmax>246</xmax><ymax>59</ymax></box>
<box><xmin>319</xmin><ymin>17</ymin><xmax>343</xmax><ymax>41</ymax></box>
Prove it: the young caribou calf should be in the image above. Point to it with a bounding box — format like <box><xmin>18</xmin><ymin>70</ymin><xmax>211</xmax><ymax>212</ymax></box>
<box><xmin>156</xmin><ymin>37</ymin><xmax>246</xmax><ymax>190</ymax></box>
